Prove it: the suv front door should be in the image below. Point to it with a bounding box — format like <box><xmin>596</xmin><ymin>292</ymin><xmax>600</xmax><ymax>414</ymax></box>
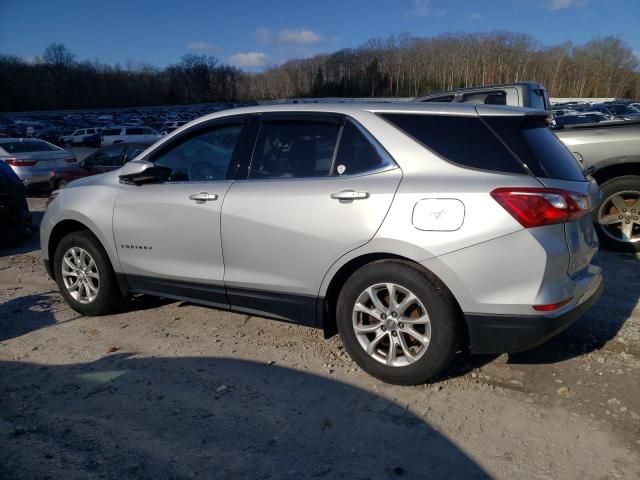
<box><xmin>221</xmin><ymin>114</ymin><xmax>402</xmax><ymax>324</ymax></box>
<box><xmin>113</xmin><ymin>118</ymin><xmax>249</xmax><ymax>306</ymax></box>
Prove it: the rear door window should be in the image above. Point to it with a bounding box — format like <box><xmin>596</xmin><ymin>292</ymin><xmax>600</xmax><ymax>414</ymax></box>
<box><xmin>381</xmin><ymin>113</ymin><xmax>527</xmax><ymax>174</ymax></box>
<box><xmin>249</xmin><ymin>120</ymin><xmax>340</xmax><ymax>179</ymax></box>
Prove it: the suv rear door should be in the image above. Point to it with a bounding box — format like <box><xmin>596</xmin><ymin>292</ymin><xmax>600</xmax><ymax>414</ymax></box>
<box><xmin>220</xmin><ymin>113</ymin><xmax>402</xmax><ymax>323</ymax></box>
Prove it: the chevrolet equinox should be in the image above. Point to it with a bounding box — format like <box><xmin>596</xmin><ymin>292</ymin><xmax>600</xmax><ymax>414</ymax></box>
<box><xmin>41</xmin><ymin>103</ymin><xmax>604</xmax><ymax>384</ymax></box>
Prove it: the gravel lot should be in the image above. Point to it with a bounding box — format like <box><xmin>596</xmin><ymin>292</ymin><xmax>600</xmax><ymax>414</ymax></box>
<box><xmin>1</xmin><ymin>195</ymin><xmax>639</xmax><ymax>479</ymax></box>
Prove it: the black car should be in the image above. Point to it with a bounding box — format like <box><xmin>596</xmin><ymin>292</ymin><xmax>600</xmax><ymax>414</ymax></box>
<box><xmin>0</xmin><ymin>160</ymin><xmax>33</xmax><ymax>244</ymax></box>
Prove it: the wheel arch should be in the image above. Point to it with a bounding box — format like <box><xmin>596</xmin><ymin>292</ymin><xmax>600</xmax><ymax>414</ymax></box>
<box><xmin>319</xmin><ymin>252</ymin><xmax>466</xmax><ymax>342</ymax></box>
<box><xmin>47</xmin><ymin>218</ymin><xmax>122</xmax><ymax>285</ymax></box>
<box><xmin>592</xmin><ymin>162</ymin><xmax>640</xmax><ymax>185</ymax></box>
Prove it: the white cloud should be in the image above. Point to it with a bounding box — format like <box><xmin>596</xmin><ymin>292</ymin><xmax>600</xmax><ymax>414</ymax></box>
<box><xmin>405</xmin><ymin>0</ymin><xmax>446</xmax><ymax>17</ymax></box>
<box><xmin>543</xmin><ymin>0</ymin><xmax>588</xmax><ymax>10</ymax></box>
<box><xmin>469</xmin><ymin>12</ymin><xmax>482</xmax><ymax>20</ymax></box>
<box><xmin>229</xmin><ymin>51</ymin><xmax>270</xmax><ymax>69</ymax></box>
<box><xmin>187</xmin><ymin>41</ymin><xmax>222</xmax><ymax>53</ymax></box>
<box><xmin>278</xmin><ymin>29</ymin><xmax>322</xmax><ymax>45</ymax></box>
<box><xmin>254</xmin><ymin>28</ymin><xmax>323</xmax><ymax>46</ymax></box>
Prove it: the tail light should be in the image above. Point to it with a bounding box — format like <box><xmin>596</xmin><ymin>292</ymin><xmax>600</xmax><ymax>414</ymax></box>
<box><xmin>64</xmin><ymin>156</ymin><xmax>77</xmax><ymax>163</ymax></box>
<box><xmin>491</xmin><ymin>187</ymin><xmax>591</xmax><ymax>228</ymax></box>
<box><xmin>5</xmin><ymin>158</ymin><xmax>38</xmax><ymax>167</ymax></box>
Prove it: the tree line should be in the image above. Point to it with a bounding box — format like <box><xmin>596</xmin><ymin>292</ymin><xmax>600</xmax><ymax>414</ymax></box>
<box><xmin>1</xmin><ymin>32</ymin><xmax>638</xmax><ymax>112</ymax></box>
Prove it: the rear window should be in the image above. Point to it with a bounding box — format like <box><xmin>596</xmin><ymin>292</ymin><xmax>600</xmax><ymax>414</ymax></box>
<box><xmin>0</xmin><ymin>140</ymin><xmax>58</xmax><ymax>153</ymax></box>
<box><xmin>381</xmin><ymin>113</ymin><xmax>527</xmax><ymax>174</ymax></box>
<box><xmin>483</xmin><ymin>117</ymin><xmax>586</xmax><ymax>181</ymax></box>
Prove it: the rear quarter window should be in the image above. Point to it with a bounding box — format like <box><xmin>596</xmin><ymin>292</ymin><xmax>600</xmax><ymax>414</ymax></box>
<box><xmin>381</xmin><ymin>113</ymin><xmax>527</xmax><ymax>175</ymax></box>
<box><xmin>483</xmin><ymin>117</ymin><xmax>586</xmax><ymax>181</ymax></box>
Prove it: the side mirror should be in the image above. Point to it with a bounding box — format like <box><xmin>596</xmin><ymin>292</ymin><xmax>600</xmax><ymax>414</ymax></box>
<box><xmin>119</xmin><ymin>160</ymin><xmax>171</xmax><ymax>186</ymax></box>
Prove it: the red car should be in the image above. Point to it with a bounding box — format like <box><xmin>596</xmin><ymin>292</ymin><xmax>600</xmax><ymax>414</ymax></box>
<box><xmin>49</xmin><ymin>142</ymin><xmax>150</xmax><ymax>189</ymax></box>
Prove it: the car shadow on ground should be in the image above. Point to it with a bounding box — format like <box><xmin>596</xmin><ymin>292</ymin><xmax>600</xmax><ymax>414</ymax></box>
<box><xmin>508</xmin><ymin>250</ymin><xmax>639</xmax><ymax>365</ymax></box>
<box><xmin>0</xmin><ymin>292</ymin><xmax>60</xmax><ymax>342</ymax></box>
<box><xmin>0</xmin><ymin>355</ymin><xmax>491</xmax><ymax>480</ymax></box>
<box><xmin>0</xmin><ymin>211</ymin><xmax>43</xmax><ymax>257</ymax></box>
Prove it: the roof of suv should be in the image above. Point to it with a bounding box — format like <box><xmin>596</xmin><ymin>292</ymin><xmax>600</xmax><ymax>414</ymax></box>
<box><xmin>196</xmin><ymin>102</ymin><xmax>548</xmax><ymax>124</ymax></box>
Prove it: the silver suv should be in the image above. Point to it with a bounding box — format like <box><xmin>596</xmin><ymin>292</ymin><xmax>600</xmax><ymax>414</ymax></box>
<box><xmin>41</xmin><ymin>103</ymin><xmax>603</xmax><ymax>384</ymax></box>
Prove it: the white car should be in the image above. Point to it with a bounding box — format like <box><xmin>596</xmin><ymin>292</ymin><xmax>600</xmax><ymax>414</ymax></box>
<box><xmin>101</xmin><ymin>126</ymin><xmax>161</xmax><ymax>147</ymax></box>
<box><xmin>61</xmin><ymin>128</ymin><xmax>101</xmax><ymax>146</ymax></box>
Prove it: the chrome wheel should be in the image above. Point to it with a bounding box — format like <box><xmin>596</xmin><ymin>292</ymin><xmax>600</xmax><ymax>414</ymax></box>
<box><xmin>352</xmin><ymin>283</ymin><xmax>431</xmax><ymax>367</ymax></box>
<box><xmin>61</xmin><ymin>247</ymin><xmax>100</xmax><ymax>304</ymax></box>
<box><xmin>597</xmin><ymin>190</ymin><xmax>640</xmax><ymax>244</ymax></box>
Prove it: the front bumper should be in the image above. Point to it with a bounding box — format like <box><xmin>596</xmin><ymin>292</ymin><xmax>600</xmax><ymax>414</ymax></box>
<box><xmin>465</xmin><ymin>276</ymin><xmax>604</xmax><ymax>354</ymax></box>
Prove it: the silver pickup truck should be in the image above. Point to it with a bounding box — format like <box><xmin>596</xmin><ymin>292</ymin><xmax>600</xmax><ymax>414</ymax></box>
<box><xmin>416</xmin><ymin>83</ymin><xmax>640</xmax><ymax>251</ymax></box>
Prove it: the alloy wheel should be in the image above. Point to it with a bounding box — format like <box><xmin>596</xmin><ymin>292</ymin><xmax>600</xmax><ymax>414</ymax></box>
<box><xmin>597</xmin><ymin>190</ymin><xmax>640</xmax><ymax>244</ymax></box>
<box><xmin>61</xmin><ymin>247</ymin><xmax>100</xmax><ymax>304</ymax></box>
<box><xmin>352</xmin><ymin>283</ymin><xmax>431</xmax><ymax>367</ymax></box>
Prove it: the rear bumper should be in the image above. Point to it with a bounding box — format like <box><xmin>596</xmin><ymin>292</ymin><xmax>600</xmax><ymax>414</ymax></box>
<box><xmin>466</xmin><ymin>276</ymin><xmax>604</xmax><ymax>354</ymax></box>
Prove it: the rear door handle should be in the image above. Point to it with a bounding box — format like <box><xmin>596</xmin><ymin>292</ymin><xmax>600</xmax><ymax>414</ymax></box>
<box><xmin>330</xmin><ymin>190</ymin><xmax>370</xmax><ymax>200</ymax></box>
<box><xmin>189</xmin><ymin>192</ymin><xmax>218</xmax><ymax>203</ymax></box>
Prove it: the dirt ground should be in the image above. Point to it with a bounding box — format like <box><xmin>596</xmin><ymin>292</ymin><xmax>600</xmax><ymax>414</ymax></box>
<box><xmin>1</xmin><ymin>196</ymin><xmax>639</xmax><ymax>479</ymax></box>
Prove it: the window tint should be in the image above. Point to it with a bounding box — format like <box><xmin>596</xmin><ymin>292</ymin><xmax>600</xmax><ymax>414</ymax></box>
<box><xmin>484</xmin><ymin>116</ymin><xmax>585</xmax><ymax>181</ymax></box>
<box><xmin>102</xmin><ymin>128</ymin><xmax>122</xmax><ymax>136</ymax></box>
<box><xmin>0</xmin><ymin>140</ymin><xmax>58</xmax><ymax>153</ymax></box>
<box><xmin>249</xmin><ymin>121</ymin><xmax>340</xmax><ymax>179</ymax></box>
<box><xmin>126</xmin><ymin>127</ymin><xmax>144</xmax><ymax>135</ymax></box>
<box><xmin>382</xmin><ymin>114</ymin><xmax>527</xmax><ymax>174</ymax></box>
<box><xmin>152</xmin><ymin>124</ymin><xmax>242</xmax><ymax>182</ymax></box>
<box><xmin>84</xmin><ymin>144</ymin><xmax>125</xmax><ymax>167</ymax></box>
<box><xmin>333</xmin><ymin>121</ymin><xmax>394</xmax><ymax>176</ymax></box>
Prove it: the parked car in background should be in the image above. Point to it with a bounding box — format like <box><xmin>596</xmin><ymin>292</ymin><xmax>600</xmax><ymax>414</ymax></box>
<box><xmin>553</xmin><ymin>112</ymin><xmax>609</xmax><ymax>128</ymax></box>
<box><xmin>0</xmin><ymin>159</ymin><xmax>33</xmax><ymax>243</ymax></box>
<box><xmin>49</xmin><ymin>142</ymin><xmax>150</xmax><ymax>190</ymax></box>
<box><xmin>41</xmin><ymin>103</ymin><xmax>602</xmax><ymax>385</ymax></box>
<box><xmin>60</xmin><ymin>128</ymin><xmax>102</xmax><ymax>146</ymax></box>
<box><xmin>35</xmin><ymin>129</ymin><xmax>70</xmax><ymax>148</ymax></box>
<box><xmin>0</xmin><ymin>138</ymin><xmax>77</xmax><ymax>192</ymax></box>
<box><xmin>101</xmin><ymin>126</ymin><xmax>161</xmax><ymax>146</ymax></box>
<box><xmin>415</xmin><ymin>81</ymin><xmax>550</xmax><ymax>110</ymax></box>
<box><xmin>604</xmin><ymin>103</ymin><xmax>640</xmax><ymax>120</ymax></box>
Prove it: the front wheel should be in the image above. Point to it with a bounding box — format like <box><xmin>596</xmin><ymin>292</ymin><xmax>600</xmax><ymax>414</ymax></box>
<box><xmin>336</xmin><ymin>260</ymin><xmax>460</xmax><ymax>385</ymax></box>
<box><xmin>594</xmin><ymin>175</ymin><xmax>640</xmax><ymax>252</ymax></box>
<box><xmin>53</xmin><ymin>231</ymin><xmax>124</xmax><ymax>315</ymax></box>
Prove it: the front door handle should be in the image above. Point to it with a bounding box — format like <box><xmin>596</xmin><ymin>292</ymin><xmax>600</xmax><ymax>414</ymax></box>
<box><xmin>189</xmin><ymin>192</ymin><xmax>218</xmax><ymax>203</ymax></box>
<box><xmin>330</xmin><ymin>190</ymin><xmax>370</xmax><ymax>200</ymax></box>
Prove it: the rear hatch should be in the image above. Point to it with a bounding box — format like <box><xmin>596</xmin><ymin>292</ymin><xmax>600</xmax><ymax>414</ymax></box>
<box><xmin>479</xmin><ymin>108</ymin><xmax>599</xmax><ymax>276</ymax></box>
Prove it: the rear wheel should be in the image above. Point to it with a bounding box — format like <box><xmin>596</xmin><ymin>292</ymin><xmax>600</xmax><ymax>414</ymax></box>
<box><xmin>594</xmin><ymin>175</ymin><xmax>640</xmax><ymax>252</ymax></box>
<box><xmin>336</xmin><ymin>260</ymin><xmax>460</xmax><ymax>385</ymax></box>
<box><xmin>54</xmin><ymin>231</ymin><xmax>124</xmax><ymax>315</ymax></box>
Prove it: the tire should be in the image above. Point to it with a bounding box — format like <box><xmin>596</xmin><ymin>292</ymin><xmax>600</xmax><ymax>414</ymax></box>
<box><xmin>336</xmin><ymin>260</ymin><xmax>460</xmax><ymax>385</ymax></box>
<box><xmin>53</xmin><ymin>231</ymin><xmax>125</xmax><ymax>315</ymax></box>
<box><xmin>593</xmin><ymin>175</ymin><xmax>640</xmax><ymax>252</ymax></box>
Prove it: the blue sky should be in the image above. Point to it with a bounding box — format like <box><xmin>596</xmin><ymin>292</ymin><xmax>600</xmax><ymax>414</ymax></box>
<box><xmin>1</xmin><ymin>0</ymin><xmax>638</xmax><ymax>70</ymax></box>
